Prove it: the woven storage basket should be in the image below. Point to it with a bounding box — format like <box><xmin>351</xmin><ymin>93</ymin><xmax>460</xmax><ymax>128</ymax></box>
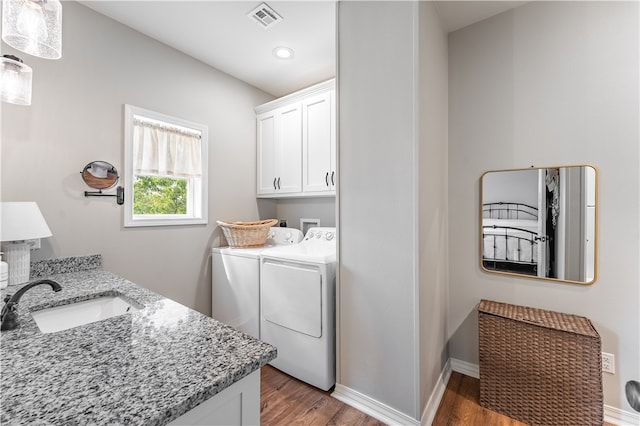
<box><xmin>478</xmin><ymin>299</ymin><xmax>603</xmax><ymax>426</ymax></box>
<box><xmin>216</xmin><ymin>219</ymin><xmax>278</xmax><ymax>248</ymax></box>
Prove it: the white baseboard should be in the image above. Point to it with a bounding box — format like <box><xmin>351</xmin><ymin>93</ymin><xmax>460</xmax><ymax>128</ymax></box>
<box><xmin>420</xmin><ymin>359</ymin><xmax>452</xmax><ymax>425</ymax></box>
<box><xmin>449</xmin><ymin>357</ymin><xmax>479</xmax><ymax>379</ymax></box>
<box><xmin>331</xmin><ymin>358</ymin><xmax>639</xmax><ymax>426</ymax></box>
<box><xmin>449</xmin><ymin>357</ymin><xmax>640</xmax><ymax>426</ymax></box>
<box><xmin>604</xmin><ymin>405</ymin><xmax>640</xmax><ymax>426</ymax></box>
<box><xmin>331</xmin><ymin>383</ymin><xmax>420</xmax><ymax>426</ymax></box>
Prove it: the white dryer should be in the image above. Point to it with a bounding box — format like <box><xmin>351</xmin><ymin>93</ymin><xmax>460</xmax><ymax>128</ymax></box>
<box><xmin>259</xmin><ymin>227</ymin><xmax>336</xmax><ymax>391</ymax></box>
<box><xmin>211</xmin><ymin>227</ymin><xmax>303</xmax><ymax>338</ymax></box>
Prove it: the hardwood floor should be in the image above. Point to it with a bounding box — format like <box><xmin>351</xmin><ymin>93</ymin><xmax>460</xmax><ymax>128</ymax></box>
<box><xmin>261</xmin><ymin>367</ymin><xmax>614</xmax><ymax>426</ymax></box>
<box><xmin>432</xmin><ymin>372</ymin><xmax>528</xmax><ymax>425</ymax></box>
<box><xmin>260</xmin><ymin>365</ymin><xmax>385</xmax><ymax>425</ymax></box>
<box><xmin>433</xmin><ymin>372</ymin><xmax>615</xmax><ymax>426</ymax></box>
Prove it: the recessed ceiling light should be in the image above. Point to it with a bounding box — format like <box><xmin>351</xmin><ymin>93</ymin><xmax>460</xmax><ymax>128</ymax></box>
<box><xmin>273</xmin><ymin>46</ymin><xmax>294</xmax><ymax>59</ymax></box>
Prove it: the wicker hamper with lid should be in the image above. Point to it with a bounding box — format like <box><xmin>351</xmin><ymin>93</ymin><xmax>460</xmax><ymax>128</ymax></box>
<box><xmin>478</xmin><ymin>299</ymin><xmax>603</xmax><ymax>426</ymax></box>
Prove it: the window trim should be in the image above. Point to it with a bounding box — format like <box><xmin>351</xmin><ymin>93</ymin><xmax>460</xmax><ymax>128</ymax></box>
<box><xmin>124</xmin><ymin>104</ymin><xmax>208</xmax><ymax>227</ymax></box>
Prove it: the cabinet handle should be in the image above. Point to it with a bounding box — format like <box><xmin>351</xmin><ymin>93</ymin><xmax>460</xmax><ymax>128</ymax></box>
<box><xmin>331</xmin><ymin>171</ymin><xmax>335</xmax><ymax>186</ymax></box>
<box><xmin>273</xmin><ymin>177</ymin><xmax>277</xmax><ymax>190</ymax></box>
<box><xmin>325</xmin><ymin>172</ymin><xmax>329</xmax><ymax>186</ymax></box>
<box><xmin>277</xmin><ymin>177</ymin><xmax>281</xmax><ymax>189</ymax></box>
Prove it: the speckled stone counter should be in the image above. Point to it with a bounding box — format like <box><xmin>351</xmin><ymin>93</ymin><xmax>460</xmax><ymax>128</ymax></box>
<box><xmin>0</xmin><ymin>256</ymin><xmax>276</xmax><ymax>425</ymax></box>
<box><xmin>29</xmin><ymin>254</ymin><xmax>103</xmax><ymax>278</ymax></box>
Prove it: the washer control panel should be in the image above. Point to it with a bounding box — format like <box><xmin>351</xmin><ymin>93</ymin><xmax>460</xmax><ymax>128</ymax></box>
<box><xmin>304</xmin><ymin>227</ymin><xmax>336</xmax><ymax>243</ymax></box>
<box><xmin>266</xmin><ymin>227</ymin><xmax>304</xmax><ymax>245</ymax></box>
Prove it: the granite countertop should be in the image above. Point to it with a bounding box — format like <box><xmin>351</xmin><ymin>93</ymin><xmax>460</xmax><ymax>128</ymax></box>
<box><xmin>0</xmin><ymin>256</ymin><xmax>277</xmax><ymax>425</ymax></box>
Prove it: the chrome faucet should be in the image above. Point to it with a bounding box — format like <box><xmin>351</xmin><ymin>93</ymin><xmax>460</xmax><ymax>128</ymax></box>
<box><xmin>1</xmin><ymin>280</ymin><xmax>62</xmax><ymax>331</ymax></box>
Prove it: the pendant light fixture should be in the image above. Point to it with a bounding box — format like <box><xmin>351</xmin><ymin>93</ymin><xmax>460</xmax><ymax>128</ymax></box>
<box><xmin>2</xmin><ymin>0</ymin><xmax>62</xmax><ymax>60</ymax></box>
<box><xmin>0</xmin><ymin>55</ymin><xmax>32</xmax><ymax>105</ymax></box>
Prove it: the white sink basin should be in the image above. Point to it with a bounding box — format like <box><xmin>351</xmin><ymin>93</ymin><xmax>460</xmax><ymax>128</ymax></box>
<box><xmin>31</xmin><ymin>295</ymin><xmax>141</xmax><ymax>333</ymax></box>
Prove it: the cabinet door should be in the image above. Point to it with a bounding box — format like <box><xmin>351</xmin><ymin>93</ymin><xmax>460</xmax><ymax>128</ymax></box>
<box><xmin>302</xmin><ymin>90</ymin><xmax>335</xmax><ymax>193</ymax></box>
<box><xmin>257</xmin><ymin>111</ymin><xmax>277</xmax><ymax>195</ymax></box>
<box><xmin>276</xmin><ymin>103</ymin><xmax>302</xmax><ymax>194</ymax></box>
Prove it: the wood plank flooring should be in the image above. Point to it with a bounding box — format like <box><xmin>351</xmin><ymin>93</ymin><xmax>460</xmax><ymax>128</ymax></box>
<box><xmin>432</xmin><ymin>372</ymin><xmax>527</xmax><ymax>426</ymax></box>
<box><xmin>433</xmin><ymin>372</ymin><xmax>615</xmax><ymax>426</ymax></box>
<box><xmin>261</xmin><ymin>365</ymin><xmax>385</xmax><ymax>425</ymax></box>
<box><xmin>261</xmin><ymin>367</ymin><xmax>614</xmax><ymax>426</ymax></box>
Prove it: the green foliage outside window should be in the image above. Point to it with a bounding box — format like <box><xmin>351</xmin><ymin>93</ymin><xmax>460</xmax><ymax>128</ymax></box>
<box><xmin>133</xmin><ymin>176</ymin><xmax>187</xmax><ymax>215</ymax></box>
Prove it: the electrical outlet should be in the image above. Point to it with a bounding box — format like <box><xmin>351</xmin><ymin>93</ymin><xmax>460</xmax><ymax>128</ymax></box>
<box><xmin>602</xmin><ymin>352</ymin><xmax>615</xmax><ymax>374</ymax></box>
<box><xmin>25</xmin><ymin>239</ymin><xmax>41</xmax><ymax>250</ymax></box>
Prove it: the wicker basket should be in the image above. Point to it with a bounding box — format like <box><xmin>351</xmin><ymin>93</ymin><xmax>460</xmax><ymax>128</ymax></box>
<box><xmin>216</xmin><ymin>219</ymin><xmax>278</xmax><ymax>248</ymax></box>
<box><xmin>478</xmin><ymin>299</ymin><xmax>603</xmax><ymax>426</ymax></box>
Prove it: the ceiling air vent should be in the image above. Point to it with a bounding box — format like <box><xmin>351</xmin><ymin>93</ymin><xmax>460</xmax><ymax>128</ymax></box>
<box><xmin>248</xmin><ymin>3</ymin><xmax>283</xmax><ymax>29</ymax></box>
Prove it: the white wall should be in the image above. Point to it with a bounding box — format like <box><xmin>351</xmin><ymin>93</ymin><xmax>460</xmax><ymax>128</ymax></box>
<box><xmin>417</xmin><ymin>1</ymin><xmax>449</xmax><ymax>420</ymax></box>
<box><xmin>0</xmin><ymin>2</ymin><xmax>275</xmax><ymax>315</ymax></box>
<box><xmin>338</xmin><ymin>1</ymin><xmax>419</xmax><ymax>419</ymax></box>
<box><xmin>482</xmin><ymin>168</ymin><xmax>537</xmax><ymax>207</ymax></box>
<box><xmin>275</xmin><ymin>197</ymin><xmax>336</xmax><ymax>230</ymax></box>
<box><xmin>448</xmin><ymin>1</ymin><xmax>639</xmax><ymax>413</ymax></box>
<box><xmin>338</xmin><ymin>1</ymin><xmax>449</xmax><ymax>421</ymax></box>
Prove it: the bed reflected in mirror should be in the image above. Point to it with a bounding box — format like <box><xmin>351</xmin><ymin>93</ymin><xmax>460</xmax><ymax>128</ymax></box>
<box><xmin>480</xmin><ymin>165</ymin><xmax>597</xmax><ymax>285</ymax></box>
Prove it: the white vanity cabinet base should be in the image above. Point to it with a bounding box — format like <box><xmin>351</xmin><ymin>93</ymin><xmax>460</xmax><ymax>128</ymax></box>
<box><xmin>168</xmin><ymin>371</ymin><xmax>260</xmax><ymax>426</ymax></box>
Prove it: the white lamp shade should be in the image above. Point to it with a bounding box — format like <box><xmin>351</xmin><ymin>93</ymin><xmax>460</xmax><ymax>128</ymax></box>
<box><xmin>0</xmin><ymin>202</ymin><xmax>52</xmax><ymax>242</ymax></box>
<box><xmin>2</xmin><ymin>0</ymin><xmax>62</xmax><ymax>60</ymax></box>
<box><xmin>0</xmin><ymin>55</ymin><xmax>32</xmax><ymax>105</ymax></box>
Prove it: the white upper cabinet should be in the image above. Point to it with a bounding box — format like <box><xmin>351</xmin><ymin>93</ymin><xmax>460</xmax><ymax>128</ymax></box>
<box><xmin>302</xmin><ymin>90</ymin><xmax>336</xmax><ymax>193</ymax></box>
<box><xmin>255</xmin><ymin>79</ymin><xmax>335</xmax><ymax>198</ymax></box>
<box><xmin>256</xmin><ymin>112</ymin><xmax>277</xmax><ymax>195</ymax></box>
<box><xmin>257</xmin><ymin>104</ymin><xmax>302</xmax><ymax>196</ymax></box>
<box><xmin>278</xmin><ymin>104</ymin><xmax>303</xmax><ymax>194</ymax></box>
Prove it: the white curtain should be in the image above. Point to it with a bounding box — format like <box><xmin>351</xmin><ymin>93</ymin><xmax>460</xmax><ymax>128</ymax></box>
<box><xmin>133</xmin><ymin>117</ymin><xmax>202</xmax><ymax>178</ymax></box>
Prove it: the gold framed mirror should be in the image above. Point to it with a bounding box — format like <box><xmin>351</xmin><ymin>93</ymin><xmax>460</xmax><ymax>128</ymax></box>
<box><xmin>480</xmin><ymin>165</ymin><xmax>597</xmax><ymax>285</ymax></box>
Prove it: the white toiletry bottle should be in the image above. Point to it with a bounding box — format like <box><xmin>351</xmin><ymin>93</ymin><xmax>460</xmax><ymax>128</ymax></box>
<box><xmin>0</xmin><ymin>252</ymin><xmax>8</xmax><ymax>289</ymax></box>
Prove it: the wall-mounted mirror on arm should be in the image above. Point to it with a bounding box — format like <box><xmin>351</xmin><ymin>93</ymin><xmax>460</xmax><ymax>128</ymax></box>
<box><xmin>81</xmin><ymin>161</ymin><xmax>124</xmax><ymax>205</ymax></box>
<box><xmin>480</xmin><ymin>165</ymin><xmax>597</xmax><ymax>285</ymax></box>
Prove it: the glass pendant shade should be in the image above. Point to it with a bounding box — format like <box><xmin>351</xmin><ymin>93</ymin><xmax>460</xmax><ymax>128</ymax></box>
<box><xmin>2</xmin><ymin>0</ymin><xmax>62</xmax><ymax>60</ymax></box>
<box><xmin>0</xmin><ymin>55</ymin><xmax>32</xmax><ymax>105</ymax></box>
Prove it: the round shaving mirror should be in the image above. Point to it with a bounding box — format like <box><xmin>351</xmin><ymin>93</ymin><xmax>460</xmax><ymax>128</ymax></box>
<box><xmin>81</xmin><ymin>161</ymin><xmax>119</xmax><ymax>190</ymax></box>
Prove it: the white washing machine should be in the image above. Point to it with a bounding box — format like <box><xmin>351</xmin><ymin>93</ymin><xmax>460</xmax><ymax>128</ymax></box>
<box><xmin>211</xmin><ymin>227</ymin><xmax>303</xmax><ymax>338</ymax></box>
<box><xmin>259</xmin><ymin>227</ymin><xmax>336</xmax><ymax>391</ymax></box>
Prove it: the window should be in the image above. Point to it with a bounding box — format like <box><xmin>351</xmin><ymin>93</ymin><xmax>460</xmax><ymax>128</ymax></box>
<box><xmin>124</xmin><ymin>105</ymin><xmax>208</xmax><ymax>227</ymax></box>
